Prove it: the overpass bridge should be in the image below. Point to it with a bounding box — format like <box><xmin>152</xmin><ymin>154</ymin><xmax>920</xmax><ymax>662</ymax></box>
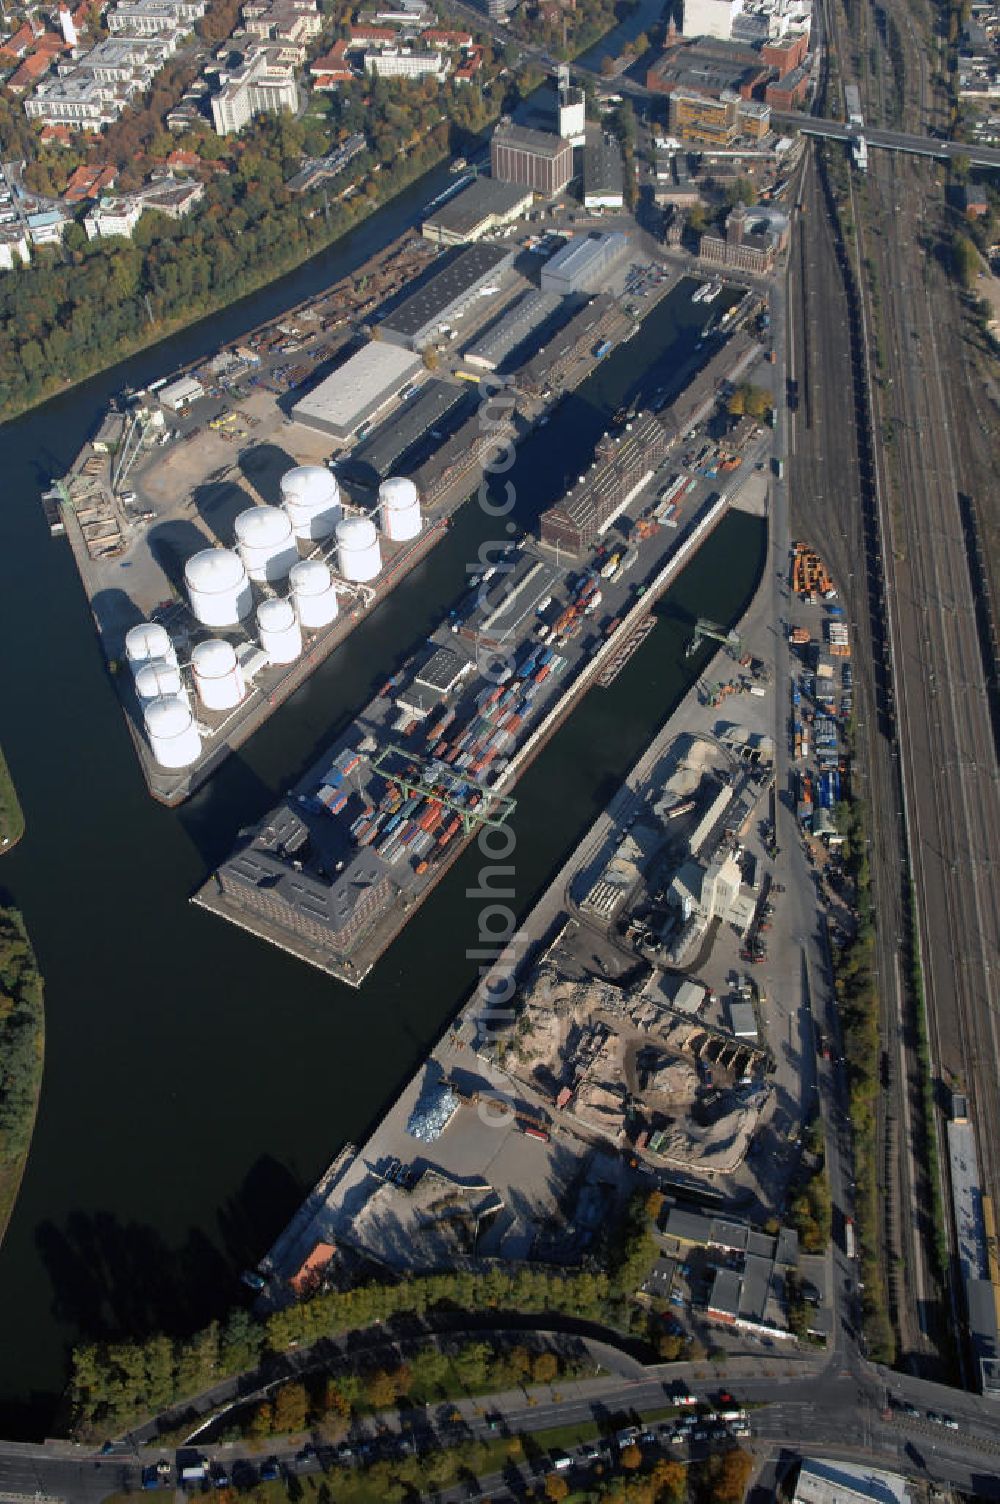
<box><xmin>770</xmin><ymin>112</ymin><xmax>1000</xmax><ymax>168</ymax></box>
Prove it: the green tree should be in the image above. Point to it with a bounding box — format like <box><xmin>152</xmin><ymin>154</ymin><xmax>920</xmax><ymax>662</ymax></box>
<box><xmin>272</xmin><ymin>1381</ymin><xmax>308</xmax><ymax>1434</ymax></box>
<box><xmin>531</xmin><ymin>1351</ymin><xmax>559</xmax><ymax>1384</ymax></box>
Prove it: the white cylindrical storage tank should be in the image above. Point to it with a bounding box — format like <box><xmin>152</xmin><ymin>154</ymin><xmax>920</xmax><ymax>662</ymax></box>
<box><xmin>289</xmin><ymin>558</ymin><xmax>339</xmax><ymax>631</ymax></box>
<box><xmin>134</xmin><ymin>658</ymin><xmax>185</xmax><ymax>701</ymax></box>
<box><xmin>280</xmin><ymin>465</ymin><xmax>342</xmax><ymax>541</ymax></box>
<box><xmin>191</xmin><ymin>637</ymin><xmax>246</xmax><ymax>711</ymax></box>
<box><xmin>234</xmin><ymin>506</ymin><xmax>299</xmax><ymax>583</ymax></box>
<box><xmin>336</xmin><ymin>516</ymin><xmax>381</xmax><ymax>583</ymax></box>
<box><xmin>257</xmin><ymin>597</ymin><xmax>302</xmax><ymax>665</ymax></box>
<box><xmin>125</xmin><ymin>622</ymin><xmax>177</xmax><ymax>674</ymax></box>
<box><xmin>144</xmin><ymin>694</ymin><xmax>201</xmax><ymax>769</ymax></box>
<box><xmin>184</xmin><ymin>548</ymin><xmax>253</xmax><ymax>628</ymax></box>
<box><xmin>379</xmin><ymin>476</ymin><xmax>422</xmax><ymax>543</ymax></box>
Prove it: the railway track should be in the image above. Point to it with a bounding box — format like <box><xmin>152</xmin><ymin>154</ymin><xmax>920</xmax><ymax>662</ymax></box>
<box><xmin>797</xmin><ymin>0</ymin><xmax>956</xmax><ymax>1368</ymax></box>
<box><xmin>826</xmin><ymin>0</ymin><xmax>1000</xmax><ymax>1380</ymax></box>
<box><xmin>787</xmin><ymin>144</ymin><xmax>926</xmax><ymax>1359</ymax></box>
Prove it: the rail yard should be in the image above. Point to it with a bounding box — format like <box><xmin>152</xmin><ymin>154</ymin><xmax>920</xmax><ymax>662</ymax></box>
<box><xmin>790</xmin><ymin>0</ymin><xmax>1000</xmax><ymax>1393</ymax></box>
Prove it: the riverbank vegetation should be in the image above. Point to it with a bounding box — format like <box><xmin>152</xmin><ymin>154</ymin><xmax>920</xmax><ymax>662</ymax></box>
<box><xmin>0</xmin><ymin>746</ymin><xmax>25</xmax><ymax>853</ymax></box>
<box><xmin>0</xmin><ymin>70</ymin><xmax>505</xmax><ymax>424</ymax></box>
<box><xmin>69</xmin><ymin>1268</ymin><xmax>623</xmax><ymax>1437</ymax></box>
<box><xmin>0</xmin><ymin>909</ymin><xmax>45</xmax><ymax>1245</ymax></box>
<box><xmin>69</xmin><ymin>1199</ymin><xmax>697</xmax><ymax>1447</ymax></box>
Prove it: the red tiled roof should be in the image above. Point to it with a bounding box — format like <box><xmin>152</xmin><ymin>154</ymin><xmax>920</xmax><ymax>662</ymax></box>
<box><xmin>40</xmin><ymin>123</ymin><xmax>74</xmax><ymax>144</ymax></box>
<box><xmin>9</xmin><ymin>50</ymin><xmax>55</xmax><ymax>87</ymax></box>
<box><xmin>166</xmin><ymin>148</ymin><xmax>202</xmax><ymax>167</ymax></box>
<box><xmin>422</xmin><ymin>28</ymin><xmax>472</xmax><ymax>45</ymax></box>
<box><xmin>64</xmin><ymin>163</ymin><xmax>117</xmax><ymax>201</ymax></box>
<box><xmin>1</xmin><ymin>24</ymin><xmax>34</xmax><ymax>57</ymax></box>
<box><xmin>454</xmin><ymin>45</ymin><xmax>483</xmax><ymax>78</ymax></box>
<box><xmin>348</xmin><ymin>23</ymin><xmax>396</xmax><ymax>39</ymax></box>
<box><xmin>311</xmin><ymin>37</ymin><xmax>349</xmax><ymax>66</ymax></box>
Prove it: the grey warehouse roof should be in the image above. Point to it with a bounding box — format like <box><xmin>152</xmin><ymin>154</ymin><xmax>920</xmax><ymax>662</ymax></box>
<box><xmin>544</xmin><ymin>231</ymin><xmax>629</xmax><ymax>282</ymax></box>
<box><xmin>292</xmin><ymin>342</ymin><xmax>422</xmax><ymax>438</ymax></box>
<box><xmin>379</xmin><ymin>242</ymin><xmax>514</xmax><ymax>344</ymax></box>
<box><xmin>493</xmin><ymin>121</ymin><xmax>570</xmax><ymax>158</ymax></box>
<box><xmin>349</xmin><ymin>379</ymin><xmax>467</xmax><ymax>481</ymax></box>
<box><xmin>584</xmin><ymin>137</ymin><xmax>624</xmax><ymax>196</ymax></box>
<box><xmin>415</xmin><ymin>644</ymin><xmax>468</xmax><ymax>692</ymax></box>
<box><xmin>464</xmin><ymin>289</ymin><xmax>564</xmax><ymax>371</ymax></box>
<box><xmin>423</xmin><ymin>175</ymin><xmax>532</xmax><ymax>239</ymax></box>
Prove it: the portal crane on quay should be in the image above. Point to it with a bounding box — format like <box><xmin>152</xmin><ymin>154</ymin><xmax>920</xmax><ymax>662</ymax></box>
<box><xmin>371</xmin><ymin>744</ymin><xmax>517</xmax><ymax>835</ymax></box>
<box><xmin>685</xmin><ymin>618</ymin><xmax>743</xmax><ymax>657</ymax></box>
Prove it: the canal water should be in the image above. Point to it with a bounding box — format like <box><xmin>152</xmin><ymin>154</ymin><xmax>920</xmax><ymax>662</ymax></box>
<box><xmin>0</xmin><ymin>32</ymin><xmax>766</xmax><ymax>1436</ymax></box>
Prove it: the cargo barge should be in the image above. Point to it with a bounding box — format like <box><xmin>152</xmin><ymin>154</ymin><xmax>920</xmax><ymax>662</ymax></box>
<box><xmin>194</xmin><ymin>348</ymin><xmax>767</xmax><ymax>985</ymax></box>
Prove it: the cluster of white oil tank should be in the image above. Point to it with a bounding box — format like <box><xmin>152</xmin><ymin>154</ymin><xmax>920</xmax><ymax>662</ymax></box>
<box><xmin>144</xmin><ymin>468</ymin><xmax>422</xmax><ymax>769</ymax></box>
<box><xmin>126</xmin><ymin>623</ymin><xmax>202</xmax><ymax>769</ymax></box>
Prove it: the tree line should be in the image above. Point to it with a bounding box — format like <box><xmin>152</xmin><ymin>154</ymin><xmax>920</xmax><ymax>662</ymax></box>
<box><xmin>0</xmin><ymin>69</ymin><xmax>505</xmax><ymax>423</ymax></box>
<box><xmin>69</xmin><ymin>1266</ymin><xmax>621</xmax><ymax>1437</ymax></box>
<box><xmin>0</xmin><ymin>908</ymin><xmax>44</xmax><ymax>1241</ymax></box>
<box><xmin>829</xmin><ymin>792</ymin><xmax>895</xmax><ymax>1362</ymax></box>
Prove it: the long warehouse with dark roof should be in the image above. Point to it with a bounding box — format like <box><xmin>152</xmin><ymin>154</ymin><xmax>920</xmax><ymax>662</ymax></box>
<box><xmin>344</xmin><ymin>379</ymin><xmax>469</xmax><ymax>483</ymax></box>
<box><xmin>377</xmin><ymin>241</ymin><xmax>515</xmax><ymax>350</ymax></box>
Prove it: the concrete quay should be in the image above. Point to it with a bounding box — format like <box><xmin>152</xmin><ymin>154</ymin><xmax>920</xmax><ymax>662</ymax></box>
<box><xmin>252</xmin><ymin>474</ymin><xmax>786</xmax><ymax>1291</ymax></box>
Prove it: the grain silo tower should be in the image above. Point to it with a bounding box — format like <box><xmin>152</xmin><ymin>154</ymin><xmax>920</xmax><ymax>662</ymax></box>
<box><xmin>280</xmin><ymin>465</ymin><xmax>342</xmax><ymax>542</ymax></box>
<box><xmin>289</xmin><ymin>558</ymin><xmax>339</xmax><ymax>630</ymax></box>
<box><xmin>379</xmin><ymin>476</ymin><xmax>422</xmax><ymax>543</ymax></box>
<box><xmin>184</xmin><ymin>548</ymin><xmax>253</xmax><ymax>628</ymax></box>
<box><xmin>190</xmin><ymin>638</ymin><xmax>246</xmax><ymax>711</ymax></box>
<box><xmin>143</xmin><ymin>695</ymin><xmax>202</xmax><ymax>769</ymax></box>
<box><xmin>335</xmin><ymin>516</ymin><xmax>381</xmax><ymax>583</ymax></box>
<box><xmin>234</xmin><ymin>506</ymin><xmax>299</xmax><ymax>584</ymax></box>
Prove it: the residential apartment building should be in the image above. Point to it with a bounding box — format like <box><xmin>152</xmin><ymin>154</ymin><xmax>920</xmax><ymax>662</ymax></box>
<box><xmin>0</xmin><ymin>227</ymin><xmax>31</xmax><ymax>271</ymax></box>
<box><xmin>84</xmin><ymin>175</ymin><xmax>204</xmax><ymax>237</ymax></box>
<box><xmin>24</xmin><ymin>34</ymin><xmax>178</xmax><ymax>126</ymax></box>
<box><xmin>242</xmin><ymin>0</ymin><xmax>320</xmax><ymax>45</ymax></box>
<box><xmin>363</xmin><ymin>47</ymin><xmax>444</xmax><ymax>77</ymax></box>
<box><xmin>107</xmin><ymin>0</ymin><xmax>206</xmax><ymax>35</ymax></box>
<box><xmin>210</xmin><ymin>43</ymin><xmax>298</xmax><ymax>133</ymax></box>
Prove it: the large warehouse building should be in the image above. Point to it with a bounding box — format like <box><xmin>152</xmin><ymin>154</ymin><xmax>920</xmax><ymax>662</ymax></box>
<box><xmin>377</xmin><ymin>241</ymin><xmax>515</xmax><ymax>350</ymax></box>
<box><xmin>291</xmin><ymin>341</ymin><xmax>422</xmax><ymax>441</ymax></box>
<box><xmin>491</xmin><ymin>120</ymin><xmax>573</xmax><ymax>196</ymax></box>
<box><xmin>345</xmin><ymin>379</ymin><xmax>469</xmax><ymax>482</ymax></box>
<box><xmin>682</xmin><ymin>0</ymin><xmax>744</xmax><ymax>40</ymax></box>
<box><xmin>463</xmin><ymin>289</ymin><xmax>564</xmax><ymax>372</ymax></box>
<box><xmin>583</xmin><ymin>136</ymin><xmax>626</xmax><ymax>211</ymax></box>
<box><xmin>422</xmin><ymin>176</ymin><xmax>533</xmax><ymax>246</ymax></box>
<box><xmin>540</xmin><ymin>231</ymin><xmax>631</xmax><ymax>296</ymax></box>
<box><xmin>540</xmin><ymin>412</ymin><xmax>671</xmax><ymax>555</ymax></box>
